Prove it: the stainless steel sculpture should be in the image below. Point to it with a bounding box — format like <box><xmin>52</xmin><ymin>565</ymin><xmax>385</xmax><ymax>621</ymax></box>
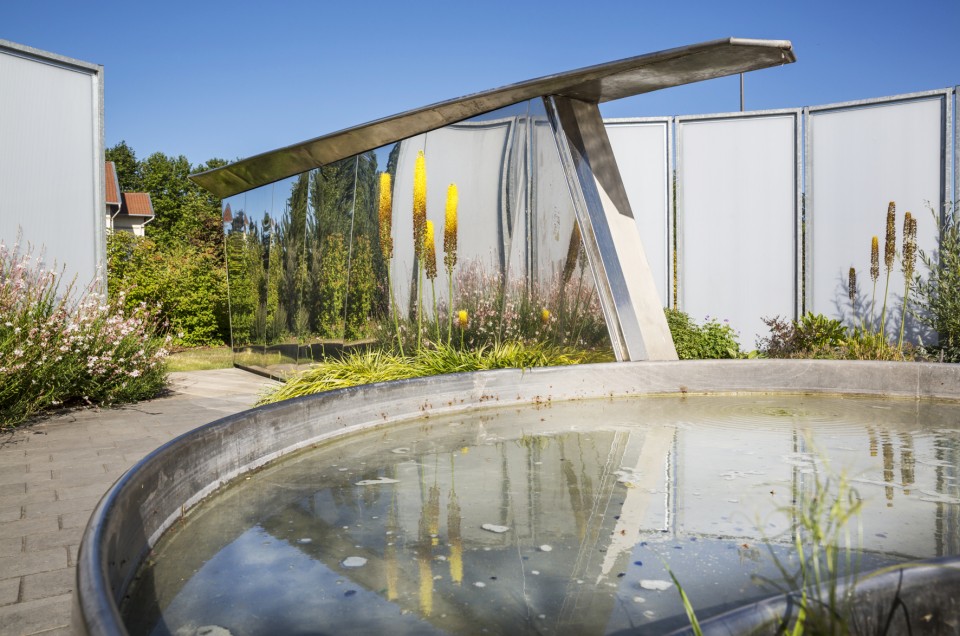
<box><xmin>192</xmin><ymin>38</ymin><xmax>796</xmax><ymax>360</ymax></box>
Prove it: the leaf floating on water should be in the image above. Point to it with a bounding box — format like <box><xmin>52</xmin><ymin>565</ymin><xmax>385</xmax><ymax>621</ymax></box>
<box><xmin>355</xmin><ymin>478</ymin><xmax>399</xmax><ymax>486</ymax></box>
<box><xmin>481</xmin><ymin>523</ymin><xmax>509</xmax><ymax>533</ymax></box>
<box><xmin>639</xmin><ymin>579</ymin><xmax>673</xmax><ymax>591</ymax></box>
<box><xmin>341</xmin><ymin>556</ymin><xmax>368</xmax><ymax>568</ymax></box>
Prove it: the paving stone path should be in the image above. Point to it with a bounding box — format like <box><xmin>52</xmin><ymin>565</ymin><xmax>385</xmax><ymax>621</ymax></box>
<box><xmin>0</xmin><ymin>369</ymin><xmax>279</xmax><ymax>635</ymax></box>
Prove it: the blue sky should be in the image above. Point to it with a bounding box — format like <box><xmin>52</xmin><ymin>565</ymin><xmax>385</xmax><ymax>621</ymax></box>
<box><xmin>3</xmin><ymin>0</ymin><xmax>957</xmax><ymax>166</ymax></box>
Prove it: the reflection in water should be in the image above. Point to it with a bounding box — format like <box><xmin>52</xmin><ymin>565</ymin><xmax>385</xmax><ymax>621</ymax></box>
<box><xmin>126</xmin><ymin>396</ymin><xmax>960</xmax><ymax>635</ymax></box>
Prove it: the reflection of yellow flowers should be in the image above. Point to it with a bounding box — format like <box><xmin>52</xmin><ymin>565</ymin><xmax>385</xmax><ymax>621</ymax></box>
<box><xmin>443</xmin><ymin>184</ymin><xmax>458</xmax><ymax>273</ymax></box>
<box><xmin>378</xmin><ymin>173</ymin><xmax>393</xmax><ymax>259</ymax></box>
<box><xmin>541</xmin><ymin>308</ymin><xmax>551</xmax><ymax>325</ymax></box>
<box><xmin>418</xmin><ymin>552</ymin><xmax>433</xmax><ymax>616</ymax></box>
<box><xmin>413</xmin><ymin>151</ymin><xmax>427</xmax><ymax>260</ymax></box>
<box><xmin>427</xmin><ymin>484</ymin><xmax>440</xmax><ymax>546</ymax></box>
<box><xmin>448</xmin><ymin>494</ymin><xmax>462</xmax><ymax>585</ymax></box>
<box><xmin>457</xmin><ymin>310</ymin><xmax>468</xmax><ymax>328</ymax></box>
<box><xmin>424</xmin><ymin>220</ymin><xmax>437</xmax><ymax>280</ymax></box>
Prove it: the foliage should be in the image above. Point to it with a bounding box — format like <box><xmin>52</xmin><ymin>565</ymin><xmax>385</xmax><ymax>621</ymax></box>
<box><xmin>759</xmin><ymin>313</ymin><xmax>915</xmax><ymax>360</ymax></box>
<box><xmin>912</xmin><ymin>203</ymin><xmax>960</xmax><ymax>361</ymax></box>
<box><xmin>105</xmin><ymin>142</ymin><xmax>231</xmax><ymax>346</ymax></box>
<box><xmin>1</xmin><ymin>241</ymin><xmax>168</xmax><ymax>427</ymax></box>
<box><xmin>107</xmin><ymin>232</ymin><xmax>228</xmax><ymax>347</ymax></box>
<box><xmin>224</xmin><ymin>153</ymin><xmax>383</xmax><ymax>348</ymax></box>
<box><xmin>664</xmin><ymin>308</ymin><xmax>740</xmax><ymax>359</ymax></box>
<box><xmin>257</xmin><ymin>341</ymin><xmax>610</xmax><ymax>405</ymax></box>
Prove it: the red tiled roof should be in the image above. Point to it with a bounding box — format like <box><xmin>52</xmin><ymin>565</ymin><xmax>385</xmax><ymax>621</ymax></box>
<box><xmin>120</xmin><ymin>192</ymin><xmax>154</xmax><ymax>217</ymax></box>
<box><xmin>105</xmin><ymin>161</ymin><xmax>121</xmax><ymax>206</ymax></box>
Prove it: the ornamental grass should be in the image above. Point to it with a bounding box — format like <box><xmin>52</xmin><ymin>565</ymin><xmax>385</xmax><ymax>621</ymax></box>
<box><xmin>257</xmin><ymin>341</ymin><xmax>607</xmax><ymax>405</ymax></box>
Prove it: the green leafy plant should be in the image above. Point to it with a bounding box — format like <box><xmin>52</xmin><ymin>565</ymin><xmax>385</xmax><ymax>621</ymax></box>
<box><xmin>760</xmin><ymin>313</ymin><xmax>912</xmax><ymax>361</ymax></box>
<box><xmin>107</xmin><ymin>231</ymin><xmax>228</xmax><ymax>347</ymax></box>
<box><xmin>664</xmin><ymin>308</ymin><xmax>740</xmax><ymax>359</ymax></box>
<box><xmin>912</xmin><ymin>202</ymin><xmax>960</xmax><ymax>361</ymax></box>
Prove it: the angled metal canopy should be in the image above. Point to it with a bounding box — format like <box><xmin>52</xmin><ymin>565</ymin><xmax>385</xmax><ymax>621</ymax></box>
<box><xmin>191</xmin><ymin>38</ymin><xmax>794</xmax><ymax>198</ymax></box>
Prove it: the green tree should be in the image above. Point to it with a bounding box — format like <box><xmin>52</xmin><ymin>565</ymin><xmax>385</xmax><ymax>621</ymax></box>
<box><xmin>105</xmin><ymin>140</ymin><xmax>142</xmax><ymax>192</ymax></box>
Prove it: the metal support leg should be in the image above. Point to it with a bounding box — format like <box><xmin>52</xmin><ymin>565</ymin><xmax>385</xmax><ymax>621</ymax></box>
<box><xmin>545</xmin><ymin>95</ymin><xmax>678</xmax><ymax>361</ymax></box>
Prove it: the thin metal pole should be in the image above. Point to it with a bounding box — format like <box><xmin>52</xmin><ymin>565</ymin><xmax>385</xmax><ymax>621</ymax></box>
<box><xmin>740</xmin><ymin>73</ymin><xmax>744</xmax><ymax>112</ymax></box>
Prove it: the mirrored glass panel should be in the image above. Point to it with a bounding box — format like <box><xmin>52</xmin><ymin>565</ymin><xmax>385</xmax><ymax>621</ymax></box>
<box><xmin>224</xmin><ymin>99</ymin><xmax>613</xmax><ymax>377</ymax></box>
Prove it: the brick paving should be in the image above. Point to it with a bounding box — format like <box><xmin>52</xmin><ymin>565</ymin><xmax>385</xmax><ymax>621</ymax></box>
<box><xmin>0</xmin><ymin>369</ymin><xmax>279</xmax><ymax>635</ymax></box>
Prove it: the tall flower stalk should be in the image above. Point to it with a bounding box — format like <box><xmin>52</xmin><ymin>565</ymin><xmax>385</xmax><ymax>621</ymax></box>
<box><xmin>869</xmin><ymin>236</ymin><xmax>880</xmax><ymax>327</ymax></box>
<box><xmin>413</xmin><ymin>150</ymin><xmax>427</xmax><ymax>349</ymax></box>
<box><xmin>897</xmin><ymin>212</ymin><xmax>917</xmax><ymax>350</ymax></box>
<box><xmin>424</xmin><ymin>220</ymin><xmax>440</xmax><ymax>342</ymax></box>
<box><xmin>443</xmin><ymin>184</ymin><xmax>459</xmax><ymax>343</ymax></box>
<box><xmin>879</xmin><ymin>202</ymin><xmax>896</xmax><ymax>339</ymax></box>
<box><xmin>378</xmin><ymin>172</ymin><xmax>403</xmax><ymax>355</ymax></box>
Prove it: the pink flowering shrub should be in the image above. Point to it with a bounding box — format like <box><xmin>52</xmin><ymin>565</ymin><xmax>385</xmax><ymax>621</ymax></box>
<box><xmin>0</xmin><ymin>241</ymin><xmax>169</xmax><ymax>427</ymax></box>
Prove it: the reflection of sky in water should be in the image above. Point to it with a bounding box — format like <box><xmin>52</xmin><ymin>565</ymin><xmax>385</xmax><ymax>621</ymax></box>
<box><xmin>129</xmin><ymin>395</ymin><xmax>960</xmax><ymax>635</ymax></box>
<box><xmin>151</xmin><ymin>526</ymin><xmax>445</xmax><ymax>636</ymax></box>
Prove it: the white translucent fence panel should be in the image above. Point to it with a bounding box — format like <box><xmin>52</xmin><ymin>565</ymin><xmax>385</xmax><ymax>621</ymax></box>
<box><xmin>0</xmin><ymin>46</ymin><xmax>102</xmax><ymax>290</ymax></box>
<box><xmin>807</xmin><ymin>92</ymin><xmax>948</xmax><ymax>343</ymax></box>
<box><xmin>677</xmin><ymin>112</ymin><xmax>800</xmax><ymax>349</ymax></box>
<box><xmin>605</xmin><ymin>119</ymin><xmax>672</xmax><ymax>305</ymax></box>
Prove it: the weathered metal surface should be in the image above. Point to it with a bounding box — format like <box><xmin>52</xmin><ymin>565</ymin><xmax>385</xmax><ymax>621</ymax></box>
<box><xmin>190</xmin><ymin>38</ymin><xmax>794</xmax><ymax>198</ymax></box>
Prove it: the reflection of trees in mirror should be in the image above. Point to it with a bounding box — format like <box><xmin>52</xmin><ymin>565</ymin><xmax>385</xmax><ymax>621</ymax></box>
<box><xmin>224</xmin><ymin>152</ymin><xmax>383</xmax><ymax>347</ymax></box>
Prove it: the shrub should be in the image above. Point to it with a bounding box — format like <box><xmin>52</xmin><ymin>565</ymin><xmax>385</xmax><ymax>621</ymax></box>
<box><xmin>912</xmin><ymin>203</ymin><xmax>960</xmax><ymax>361</ymax></box>
<box><xmin>664</xmin><ymin>308</ymin><xmax>740</xmax><ymax>359</ymax></box>
<box><xmin>107</xmin><ymin>232</ymin><xmax>228</xmax><ymax>347</ymax></box>
<box><xmin>759</xmin><ymin>313</ymin><xmax>915</xmax><ymax>361</ymax></box>
<box><xmin>1</xmin><ymin>241</ymin><xmax>169</xmax><ymax>427</ymax></box>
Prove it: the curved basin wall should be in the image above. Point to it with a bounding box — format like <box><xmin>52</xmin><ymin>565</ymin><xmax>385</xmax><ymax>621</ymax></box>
<box><xmin>74</xmin><ymin>360</ymin><xmax>960</xmax><ymax>635</ymax></box>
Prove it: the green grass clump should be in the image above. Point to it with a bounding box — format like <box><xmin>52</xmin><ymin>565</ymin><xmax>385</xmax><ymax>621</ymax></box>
<box><xmin>257</xmin><ymin>342</ymin><xmax>612</xmax><ymax>405</ymax></box>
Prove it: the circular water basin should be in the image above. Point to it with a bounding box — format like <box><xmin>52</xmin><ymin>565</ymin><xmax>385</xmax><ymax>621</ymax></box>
<box><xmin>74</xmin><ymin>360</ymin><xmax>960</xmax><ymax>635</ymax></box>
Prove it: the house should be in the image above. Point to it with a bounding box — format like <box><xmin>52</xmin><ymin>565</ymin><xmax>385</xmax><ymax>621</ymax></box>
<box><xmin>104</xmin><ymin>160</ymin><xmax>154</xmax><ymax>236</ymax></box>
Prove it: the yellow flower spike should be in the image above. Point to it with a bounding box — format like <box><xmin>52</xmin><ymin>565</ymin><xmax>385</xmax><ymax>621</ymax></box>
<box><xmin>443</xmin><ymin>184</ymin><xmax>458</xmax><ymax>273</ymax></box>
<box><xmin>413</xmin><ymin>151</ymin><xmax>427</xmax><ymax>260</ymax></box>
<box><xmin>457</xmin><ymin>310</ymin><xmax>468</xmax><ymax>328</ymax></box>
<box><xmin>378</xmin><ymin>173</ymin><xmax>393</xmax><ymax>260</ymax></box>
<box><xmin>870</xmin><ymin>236</ymin><xmax>879</xmax><ymax>283</ymax></box>
<box><xmin>541</xmin><ymin>308</ymin><xmax>551</xmax><ymax>325</ymax></box>
<box><xmin>424</xmin><ymin>220</ymin><xmax>437</xmax><ymax>280</ymax></box>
